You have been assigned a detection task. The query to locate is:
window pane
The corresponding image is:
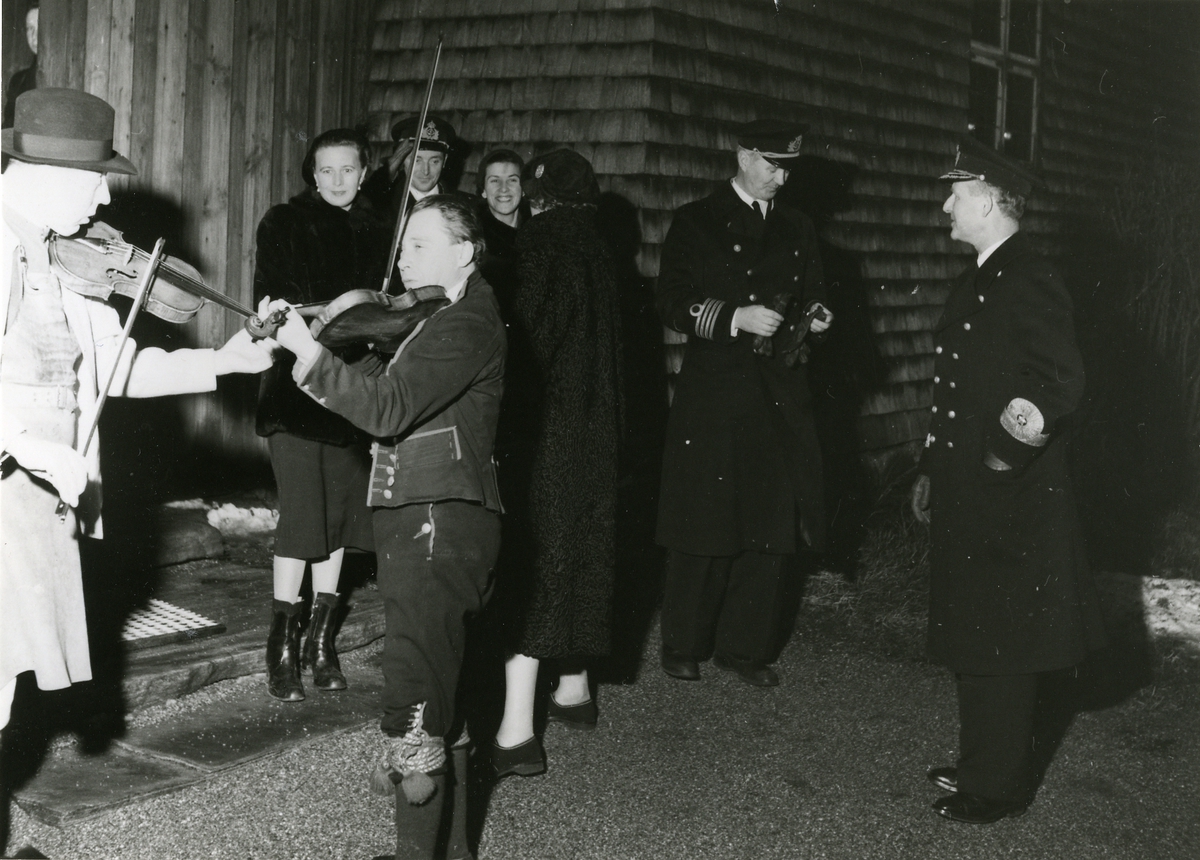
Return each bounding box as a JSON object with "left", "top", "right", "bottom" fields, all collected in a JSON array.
[
  {"left": 969, "top": 61, "right": 1001, "bottom": 146},
  {"left": 1009, "top": 0, "right": 1040, "bottom": 57},
  {"left": 1005, "top": 72, "right": 1035, "bottom": 160},
  {"left": 972, "top": 0, "right": 1002, "bottom": 46}
]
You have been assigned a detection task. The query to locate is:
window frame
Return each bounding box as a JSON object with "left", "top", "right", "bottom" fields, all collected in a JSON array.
[{"left": 968, "top": 0, "right": 1043, "bottom": 163}]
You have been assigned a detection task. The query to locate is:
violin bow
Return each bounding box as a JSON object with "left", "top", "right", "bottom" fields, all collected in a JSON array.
[
  {"left": 56, "top": 238, "right": 167, "bottom": 519},
  {"left": 381, "top": 35, "right": 444, "bottom": 296}
]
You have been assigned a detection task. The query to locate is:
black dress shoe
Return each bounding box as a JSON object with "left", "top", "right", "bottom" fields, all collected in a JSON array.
[
  {"left": 547, "top": 695, "right": 598, "bottom": 730},
  {"left": 661, "top": 648, "right": 701, "bottom": 681},
  {"left": 492, "top": 736, "right": 546, "bottom": 779},
  {"left": 927, "top": 766, "right": 957, "bottom": 793},
  {"left": 713, "top": 654, "right": 779, "bottom": 687},
  {"left": 932, "top": 792, "right": 1026, "bottom": 824}
]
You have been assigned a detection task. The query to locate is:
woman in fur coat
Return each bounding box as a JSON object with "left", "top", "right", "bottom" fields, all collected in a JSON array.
[
  {"left": 491, "top": 149, "right": 623, "bottom": 778},
  {"left": 253, "top": 128, "right": 390, "bottom": 701}
]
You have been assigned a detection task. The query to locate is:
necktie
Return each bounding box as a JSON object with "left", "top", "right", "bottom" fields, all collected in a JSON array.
[{"left": 752, "top": 201, "right": 764, "bottom": 219}]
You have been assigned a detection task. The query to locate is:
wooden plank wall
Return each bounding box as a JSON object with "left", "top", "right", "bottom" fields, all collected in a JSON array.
[
  {"left": 33, "top": 0, "right": 378, "bottom": 465},
  {"left": 2, "top": 0, "right": 37, "bottom": 103},
  {"left": 366, "top": 0, "right": 1199, "bottom": 479}
]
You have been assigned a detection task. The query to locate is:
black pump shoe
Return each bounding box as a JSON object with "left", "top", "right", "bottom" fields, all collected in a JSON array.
[
  {"left": 547, "top": 695, "right": 597, "bottom": 730},
  {"left": 266, "top": 599, "right": 305, "bottom": 702},
  {"left": 491, "top": 737, "right": 546, "bottom": 779},
  {"left": 302, "top": 592, "right": 347, "bottom": 691}
]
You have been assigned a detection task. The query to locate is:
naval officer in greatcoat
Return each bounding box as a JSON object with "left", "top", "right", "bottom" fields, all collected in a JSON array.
[
  {"left": 912, "top": 137, "right": 1106, "bottom": 824},
  {"left": 655, "top": 119, "right": 832, "bottom": 688}
]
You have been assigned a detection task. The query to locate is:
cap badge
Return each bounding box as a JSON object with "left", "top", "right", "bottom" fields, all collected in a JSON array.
[
  {"left": 423, "top": 120, "right": 439, "bottom": 141},
  {"left": 535, "top": 163, "right": 545, "bottom": 178},
  {"left": 787, "top": 135, "right": 803, "bottom": 153}
]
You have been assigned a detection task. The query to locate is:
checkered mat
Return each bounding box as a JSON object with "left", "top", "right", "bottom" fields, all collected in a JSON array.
[{"left": 121, "top": 599, "right": 226, "bottom": 651}]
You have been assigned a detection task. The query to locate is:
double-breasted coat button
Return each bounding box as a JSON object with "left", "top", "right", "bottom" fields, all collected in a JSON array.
[
  {"left": 932, "top": 406, "right": 938, "bottom": 413},
  {"left": 794, "top": 250, "right": 800, "bottom": 256},
  {"left": 979, "top": 295, "right": 985, "bottom": 302},
  {"left": 746, "top": 269, "right": 753, "bottom": 276},
  {"left": 963, "top": 323, "right": 971, "bottom": 331},
  {"left": 949, "top": 382, "right": 956, "bottom": 388},
  {"left": 929, "top": 434, "right": 936, "bottom": 443},
  {"left": 748, "top": 293, "right": 757, "bottom": 301},
  {"left": 934, "top": 376, "right": 940, "bottom": 383},
  {"left": 936, "top": 346, "right": 943, "bottom": 354},
  {"left": 952, "top": 353, "right": 959, "bottom": 359},
  {"left": 733, "top": 244, "right": 742, "bottom": 252},
  {"left": 948, "top": 410, "right": 956, "bottom": 418},
  {"left": 947, "top": 442, "right": 954, "bottom": 448}
]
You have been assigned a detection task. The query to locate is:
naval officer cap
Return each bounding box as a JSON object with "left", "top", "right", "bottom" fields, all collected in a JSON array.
[
  {"left": 736, "top": 119, "right": 807, "bottom": 167},
  {"left": 940, "top": 135, "right": 1044, "bottom": 197},
  {"left": 390, "top": 114, "right": 456, "bottom": 153}
]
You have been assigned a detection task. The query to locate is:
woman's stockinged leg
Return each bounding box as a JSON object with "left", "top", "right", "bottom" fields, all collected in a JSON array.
[
  {"left": 554, "top": 666, "right": 590, "bottom": 707},
  {"left": 272, "top": 556, "right": 307, "bottom": 603},
  {"left": 310, "top": 547, "right": 345, "bottom": 595},
  {"left": 496, "top": 652, "right": 540, "bottom": 747}
]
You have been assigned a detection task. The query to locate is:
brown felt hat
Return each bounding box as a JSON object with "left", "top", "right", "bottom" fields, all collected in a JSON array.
[{"left": 2, "top": 88, "right": 136, "bottom": 175}]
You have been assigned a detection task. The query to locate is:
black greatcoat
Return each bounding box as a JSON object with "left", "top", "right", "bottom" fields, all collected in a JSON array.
[
  {"left": 253, "top": 189, "right": 390, "bottom": 445},
  {"left": 655, "top": 182, "right": 827, "bottom": 557},
  {"left": 921, "top": 233, "right": 1105, "bottom": 675}
]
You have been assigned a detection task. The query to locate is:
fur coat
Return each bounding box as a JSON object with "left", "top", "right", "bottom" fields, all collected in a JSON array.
[{"left": 497, "top": 205, "right": 623, "bottom": 658}]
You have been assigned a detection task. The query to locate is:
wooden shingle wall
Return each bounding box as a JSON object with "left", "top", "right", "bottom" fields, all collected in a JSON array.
[
  {"left": 33, "top": 0, "right": 377, "bottom": 463},
  {"left": 367, "top": 0, "right": 1199, "bottom": 477}
]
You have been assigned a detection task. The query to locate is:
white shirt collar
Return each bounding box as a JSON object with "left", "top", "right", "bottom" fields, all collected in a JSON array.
[
  {"left": 730, "top": 179, "right": 769, "bottom": 218},
  {"left": 411, "top": 185, "right": 437, "bottom": 202},
  {"left": 443, "top": 275, "right": 469, "bottom": 304},
  {"left": 977, "top": 233, "right": 1016, "bottom": 268}
]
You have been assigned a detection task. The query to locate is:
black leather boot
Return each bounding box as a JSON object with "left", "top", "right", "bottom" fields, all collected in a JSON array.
[
  {"left": 302, "top": 591, "right": 347, "bottom": 691},
  {"left": 266, "top": 599, "right": 305, "bottom": 701}
]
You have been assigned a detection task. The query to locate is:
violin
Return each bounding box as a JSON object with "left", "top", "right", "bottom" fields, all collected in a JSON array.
[
  {"left": 48, "top": 231, "right": 258, "bottom": 323},
  {"left": 304, "top": 286, "right": 450, "bottom": 354}
]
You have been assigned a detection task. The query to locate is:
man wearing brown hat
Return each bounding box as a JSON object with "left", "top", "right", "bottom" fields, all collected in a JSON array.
[
  {"left": 655, "top": 119, "right": 832, "bottom": 688},
  {"left": 1, "top": 88, "right": 274, "bottom": 730},
  {"left": 362, "top": 114, "right": 457, "bottom": 222},
  {"left": 911, "top": 137, "right": 1104, "bottom": 823}
]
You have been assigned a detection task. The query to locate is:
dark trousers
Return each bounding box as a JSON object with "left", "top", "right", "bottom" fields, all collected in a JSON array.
[
  {"left": 956, "top": 672, "right": 1039, "bottom": 803},
  {"left": 374, "top": 501, "right": 500, "bottom": 738},
  {"left": 660, "top": 549, "right": 788, "bottom": 663}
]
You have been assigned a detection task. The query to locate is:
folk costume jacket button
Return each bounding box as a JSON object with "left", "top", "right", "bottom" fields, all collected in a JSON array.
[
  {"left": 932, "top": 406, "right": 938, "bottom": 413},
  {"left": 387, "top": 476, "right": 395, "bottom": 486},
  {"left": 934, "top": 376, "right": 940, "bottom": 383},
  {"left": 947, "top": 442, "right": 954, "bottom": 448},
  {"left": 387, "top": 466, "right": 395, "bottom": 475},
  {"left": 952, "top": 353, "right": 959, "bottom": 359},
  {"left": 948, "top": 410, "right": 956, "bottom": 418},
  {"left": 733, "top": 244, "right": 742, "bottom": 252},
  {"left": 793, "top": 275, "right": 800, "bottom": 282},
  {"left": 963, "top": 323, "right": 971, "bottom": 331},
  {"left": 936, "top": 346, "right": 943, "bottom": 354},
  {"left": 794, "top": 250, "right": 800, "bottom": 257},
  {"left": 383, "top": 489, "right": 393, "bottom": 499},
  {"left": 950, "top": 382, "right": 956, "bottom": 388},
  {"left": 746, "top": 269, "right": 753, "bottom": 276},
  {"left": 749, "top": 293, "right": 757, "bottom": 301}
]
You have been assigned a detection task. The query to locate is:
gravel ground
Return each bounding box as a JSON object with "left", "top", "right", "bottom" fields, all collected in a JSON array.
[{"left": 7, "top": 619, "right": 1199, "bottom": 860}]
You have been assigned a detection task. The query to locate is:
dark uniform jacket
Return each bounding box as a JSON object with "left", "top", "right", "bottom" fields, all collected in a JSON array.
[
  {"left": 655, "top": 181, "right": 827, "bottom": 557},
  {"left": 292, "top": 272, "right": 506, "bottom": 512},
  {"left": 920, "top": 232, "right": 1105, "bottom": 675},
  {"left": 253, "top": 190, "right": 390, "bottom": 445}
]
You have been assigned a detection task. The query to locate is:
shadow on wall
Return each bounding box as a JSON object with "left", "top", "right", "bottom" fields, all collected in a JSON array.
[
  {"left": 595, "top": 191, "right": 669, "bottom": 683},
  {"left": 779, "top": 155, "right": 888, "bottom": 580},
  {"left": 1058, "top": 213, "right": 1194, "bottom": 576}
]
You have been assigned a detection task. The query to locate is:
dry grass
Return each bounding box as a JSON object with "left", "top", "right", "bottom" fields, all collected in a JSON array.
[{"left": 805, "top": 475, "right": 931, "bottom": 660}]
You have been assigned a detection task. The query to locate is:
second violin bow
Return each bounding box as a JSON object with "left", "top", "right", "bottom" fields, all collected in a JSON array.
[{"left": 381, "top": 35, "right": 444, "bottom": 296}]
